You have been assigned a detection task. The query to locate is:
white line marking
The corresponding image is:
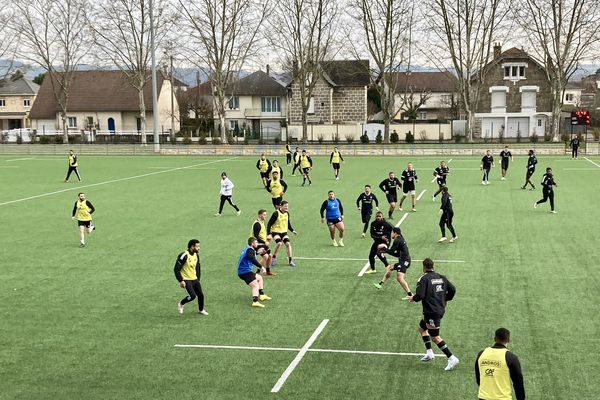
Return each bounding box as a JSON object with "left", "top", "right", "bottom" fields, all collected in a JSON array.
[
  {"left": 147, "top": 166, "right": 173, "bottom": 169},
  {"left": 0, "top": 166, "right": 19, "bottom": 168},
  {"left": 448, "top": 158, "right": 453, "bottom": 163},
  {"left": 563, "top": 168, "right": 600, "bottom": 171},
  {"left": 0, "top": 157, "right": 237, "bottom": 207},
  {"left": 5, "top": 157, "right": 34, "bottom": 162},
  {"left": 174, "top": 344, "right": 444, "bottom": 358},
  {"left": 416, "top": 189, "right": 427, "bottom": 201},
  {"left": 174, "top": 344, "right": 300, "bottom": 352},
  {"left": 271, "top": 319, "right": 329, "bottom": 393},
  {"left": 584, "top": 157, "right": 600, "bottom": 169},
  {"left": 358, "top": 213, "right": 409, "bottom": 277}
]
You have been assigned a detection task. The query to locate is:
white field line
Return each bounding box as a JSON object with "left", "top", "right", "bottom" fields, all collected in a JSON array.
[
  {"left": 0, "top": 157, "right": 237, "bottom": 207},
  {"left": 563, "top": 168, "right": 600, "bottom": 171},
  {"left": 271, "top": 319, "right": 329, "bottom": 393},
  {"left": 297, "top": 256, "right": 465, "bottom": 264},
  {"left": 358, "top": 213, "right": 409, "bottom": 277},
  {"left": 584, "top": 157, "right": 600, "bottom": 169},
  {"left": 430, "top": 159, "right": 452, "bottom": 183},
  {"left": 5, "top": 157, "right": 34, "bottom": 162},
  {"left": 0, "top": 166, "right": 19, "bottom": 168},
  {"left": 174, "top": 343, "right": 445, "bottom": 358},
  {"left": 416, "top": 189, "right": 427, "bottom": 201}
]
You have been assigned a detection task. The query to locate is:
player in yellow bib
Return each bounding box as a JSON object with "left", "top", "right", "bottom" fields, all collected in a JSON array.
[
  {"left": 65, "top": 150, "right": 81, "bottom": 182},
  {"left": 265, "top": 170, "right": 288, "bottom": 208},
  {"left": 250, "top": 209, "right": 275, "bottom": 275},
  {"left": 476, "top": 328, "right": 525, "bottom": 400},
  {"left": 174, "top": 239, "right": 208, "bottom": 315},
  {"left": 329, "top": 147, "right": 344, "bottom": 180},
  {"left": 256, "top": 153, "right": 271, "bottom": 188},
  {"left": 267, "top": 201, "right": 298, "bottom": 267},
  {"left": 299, "top": 150, "right": 313, "bottom": 186},
  {"left": 285, "top": 143, "right": 292, "bottom": 165},
  {"left": 71, "top": 192, "right": 95, "bottom": 247}
]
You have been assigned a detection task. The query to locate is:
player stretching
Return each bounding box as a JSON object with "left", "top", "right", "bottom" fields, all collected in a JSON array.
[
  {"left": 399, "top": 163, "right": 418, "bottom": 211},
  {"left": 71, "top": 192, "right": 95, "bottom": 247},
  {"left": 329, "top": 146, "right": 344, "bottom": 180},
  {"left": 356, "top": 185, "right": 379, "bottom": 237},
  {"left": 267, "top": 201, "right": 298, "bottom": 267},
  {"left": 480, "top": 150, "right": 494, "bottom": 185},
  {"left": 432, "top": 161, "right": 450, "bottom": 201},
  {"left": 374, "top": 227, "right": 413, "bottom": 300},
  {"left": 237, "top": 237, "right": 272, "bottom": 308},
  {"left": 320, "top": 191, "right": 345, "bottom": 247},
  {"left": 408, "top": 258, "right": 459, "bottom": 371},
  {"left": 379, "top": 172, "right": 402, "bottom": 219}
]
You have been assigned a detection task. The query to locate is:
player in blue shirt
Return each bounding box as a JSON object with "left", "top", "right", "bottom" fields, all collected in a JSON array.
[
  {"left": 320, "top": 190, "right": 345, "bottom": 247},
  {"left": 237, "top": 237, "right": 272, "bottom": 308}
]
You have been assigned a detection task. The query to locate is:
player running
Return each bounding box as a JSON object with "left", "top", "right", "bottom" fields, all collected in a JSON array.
[
  {"left": 379, "top": 172, "right": 402, "bottom": 219},
  {"left": 374, "top": 227, "right": 414, "bottom": 300},
  {"left": 320, "top": 191, "right": 345, "bottom": 247},
  {"left": 267, "top": 201, "right": 298, "bottom": 267},
  {"left": 71, "top": 192, "right": 96, "bottom": 247},
  {"left": 356, "top": 185, "right": 379, "bottom": 237},
  {"left": 299, "top": 150, "right": 313, "bottom": 186},
  {"left": 256, "top": 153, "right": 271, "bottom": 188},
  {"left": 65, "top": 150, "right": 81, "bottom": 182},
  {"left": 329, "top": 146, "right": 344, "bottom": 180},
  {"left": 480, "top": 150, "right": 494, "bottom": 185},
  {"left": 499, "top": 146, "right": 512, "bottom": 180},
  {"left": 399, "top": 163, "right": 418, "bottom": 212},
  {"left": 432, "top": 160, "right": 450, "bottom": 201},
  {"left": 174, "top": 239, "right": 208, "bottom": 315},
  {"left": 522, "top": 150, "right": 538, "bottom": 190},
  {"left": 265, "top": 170, "right": 288, "bottom": 208},
  {"left": 365, "top": 211, "right": 393, "bottom": 274},
  {"left": 534, "top": 167, "right": 557, "bottom": 213}
]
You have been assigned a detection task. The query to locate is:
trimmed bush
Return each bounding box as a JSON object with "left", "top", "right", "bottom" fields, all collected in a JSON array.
[{"left": 390, "top": 131, "right": 399, "bottom": 143}]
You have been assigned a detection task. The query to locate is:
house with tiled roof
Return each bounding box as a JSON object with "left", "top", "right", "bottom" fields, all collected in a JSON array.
[
  {"left": 388, "top": 71, "right": 459, "bottom": 121},
  {"left": 28, "top": 70, "right": 180, "bottom": 134},
  {"left": 474, "top": 45, "right": 553, "bottom": 139},
  {"left": 220, "top": 68, "right": 287, "bottom": 138},
  {"left": 0, "top": 73, "right": 39, "bottom": 131},
  {"left": 288, "top": 59, "right": 370, "bottom": 126}
]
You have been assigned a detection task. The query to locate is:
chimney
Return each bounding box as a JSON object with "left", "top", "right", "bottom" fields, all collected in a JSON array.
[
  {"left": 266, "top": 64, "right": 270, "bottom": 76},
  {"left": 493, "top": 43, "right": 502, "bottom": 59}
]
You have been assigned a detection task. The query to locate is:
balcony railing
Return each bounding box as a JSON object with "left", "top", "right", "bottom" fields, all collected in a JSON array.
[{"left": 244, "top": 108, "right": 285, "bottom": 118}]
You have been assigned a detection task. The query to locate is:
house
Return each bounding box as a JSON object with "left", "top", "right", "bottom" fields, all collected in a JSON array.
[
  {"left": 220, "top": 68, "right": 287, "bottom": 138},
  {"left": 288, "top": 60, "right": 370, "bottom": 126},
  {"left": 0, "top": 73, "right": 39, "bottom": 131},
  {"left": 388, "top": 71, "right": 459, "bottom": 121},
  {"left": 28, "top": 70, "right": 180, "bottom": 135},
  {"left": 474, "top": 45, "right": 553, "bottom": 139},
  {"left": 563, "top": 81, "right": 583, "bottom": 107},
  {"left": 186, "top": 81, "right": 212, "bottom": 119}
]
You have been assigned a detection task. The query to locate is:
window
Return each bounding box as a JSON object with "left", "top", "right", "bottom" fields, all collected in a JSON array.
[
  {"left": 23, "top": 99, "right": 31, "bottom": 107},
  {"left": 228, "top": 96, "right": 239, "bottom": 110},
  {"left": 229, "top": 120, "right": 239, "bottom": 131},
  {"left": 307, "top": 97, "right": 315, "bottom": 114},
  {"left": 261, "top": 97, "right": 281, "bottom": 112},
  {"left": 537, "top": 119, "right": 542, "bottom": 127},
  {"left": 418, "top": 111, "right": 428, "bottom": 120},
  {"left": 86, "top": 116, "right": 94, "bottom": 127},
  {"left": 503, "top": 63, "right": 526, "bottom": 79},
  {"left": 565, "top": 93, "right": 574, "bottom": 102},
  {"left": 68, "top": 117, "right": 77, "bottom": 128},
  {"left": 0, "top": 99, "right": 5, "bottom": 107},
  {"left": 490, "top": 88, "right": 508, "bottom": 110}
]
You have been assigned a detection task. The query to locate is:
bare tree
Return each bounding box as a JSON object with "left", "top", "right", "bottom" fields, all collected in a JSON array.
[
  {"left": 350, "top": 0, "right": 414, "bottom": 143},
  {"left": 10, "top": 0, "right": 91, "bottom": 142},
  {"left": 393, "top": 76, "right": 432, "bottom": 121},
  {"left": 267, "top": 0, "right": 340, "bottom": 143},
  {"left": 422, "top": 0, "right": 508, "bottom": 142},
  {"left": 179, "top": 0, "right": 269, "bottom": 142},
  {"left": 515, "top": 0, "right": 600, "bottom": 141},
  {"left": 89, "top": 0, "right": 174, "bottom": 144},
  {"left": 0, "top": 7, "right": 20, "bottom": 81}
]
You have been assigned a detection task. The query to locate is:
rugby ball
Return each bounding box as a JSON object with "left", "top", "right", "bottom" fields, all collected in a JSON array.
[{"left": 377, "top": 244, "right": 388, "bottom": 252}]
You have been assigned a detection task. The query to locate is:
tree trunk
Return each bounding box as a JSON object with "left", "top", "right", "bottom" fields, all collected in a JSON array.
[
  {"left": 219, "top": 114, "right": 227, "bottom": 143},
  {"left": 301, "top": 112, "right": 308, "bottom": 143},
  {"left": 139, "top": 89, "right": 147, "bottom": 145},
  {"left": 465, "top": 107, "right": 475, "bottom": 143},
  {"left": 551, "top": 80, "right": 563, "bottom": 142},
  {"left": 61, "top": 111, "right": 68, "bottom": 143}
]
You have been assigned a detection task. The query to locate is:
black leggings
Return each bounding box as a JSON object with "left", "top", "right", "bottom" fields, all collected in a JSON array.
[
  {"left": 65, "top": 166, "right": 81, "bottom": 181},
  {"left": 292, "top": 163, "right": 300, "bottom": 175},
  {"left": 536, "top": 189, "right": 555, "bottom": 211},
  {"left": 218, "top": 195, "right": 240, "bottom": 213},
  {"left": 368, "top": 239, "right": 388, "bottom": 269},
  {"left": 572, "top": 147, "right": 578, "bottom": 158},
  {"left": 180, "top": 279, "right": 204, "bottom": 311},
  {"left": 286, "top": 154, "right": 292, "bottom": 165},
  {"left": 439, "top": 211, "right": 456, "bottom": 238},
  {"left": 361, "top": 210, "right": 372, "bottom": 233}
]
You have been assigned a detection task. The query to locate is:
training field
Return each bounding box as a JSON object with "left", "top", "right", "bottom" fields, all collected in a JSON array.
[{"left": 1, "top": 152, "right": 600, "bottom": 399}]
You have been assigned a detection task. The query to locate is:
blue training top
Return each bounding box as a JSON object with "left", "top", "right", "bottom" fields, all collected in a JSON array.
[
  {"left": 237, "top": 246, "right": 257, "bottom": 275},
  {"left": 325, "top": 198, "right": 342, "bottom": 219}
]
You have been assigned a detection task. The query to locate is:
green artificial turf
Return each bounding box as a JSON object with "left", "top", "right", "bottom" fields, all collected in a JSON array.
[{"left": 1, "top": 153, "right": 599, "bottom": 399}]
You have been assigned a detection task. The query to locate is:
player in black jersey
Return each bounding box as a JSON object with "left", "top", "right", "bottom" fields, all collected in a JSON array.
[
  {"left": 379, "top": 172, "right": 402, "bottom": 219},
  {"left": 522, "top": 149, "right": 537, "bottom": 190},
  {"left": 374, "top": 227, "right": 413, "bottom": 299},
  {"left": 365, "top": 211, "right": 393, "bottom": 274},
  {"left": 499, "top": 146, "right": 512, "bottom": 180},
  {"left": 399, "top": 163, "right": 418, "bottom": 212},
  {"left": 570, "top": 137, "right": 580, "bottom": 159},
  {"left": 534, "top": 167, "right": 557, "bottom": 213},
  {"left": 432, "top": 161, "right": 450, "bottom": 201},
  {"left": 438, "top": 187, "right": 457, "bottom": 243},
  {"left": 356, "top": 185, "right": 379, "bottom": 237},
  {"left": 480, "top": 150, "right": 494, "bottom": 185}
]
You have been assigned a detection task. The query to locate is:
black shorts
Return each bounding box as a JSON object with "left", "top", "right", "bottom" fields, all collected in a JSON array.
[
  {"left": 256, "top": 244, "right": 270, "bottom": 255},
  {"left": 420, "top": 314, "right": 443, "bottom": 330},
  {"left": 272, "top": 197, "right": 283, "bottom": 207},
  {"left": 361, "top": 209, "right": 373, "bottom": 223},
  {"left": 332, "top": 163, "right": 340, "bottom": 169},
  {"left": 393, "top": 259, "right": 411, "bottom": 273},
  {"left": 326, "top": 217, "right": 342, "bottom": 226},
  {"left": 526, "top": 169, "right": 535, "bottom": 179},
  {"left": 302, "top": 167, "right": 310, "bottom": 175},
  {"left": 271, "top": 232, "right": 289, "bottom": 242},
  {"left": 436, "top": 180, "right": 446, "bottom": 187},
  {"left": 501, "top": 162, "right": 509, "bottom": 170},
  {"left": 78, "top": 220, "right": 92, "bottom": 227},
  {"left": 238, "top": 272, "right": 257, "bottom": 285},
  {"left": 403, "top": 186, "right": 415, "bottom": 194},
  {"left": 260, "top": 172, "right": 269, "bottom": 179},
  {"left": 386, "top": 193, "right": 397, "bottom": 203}
]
